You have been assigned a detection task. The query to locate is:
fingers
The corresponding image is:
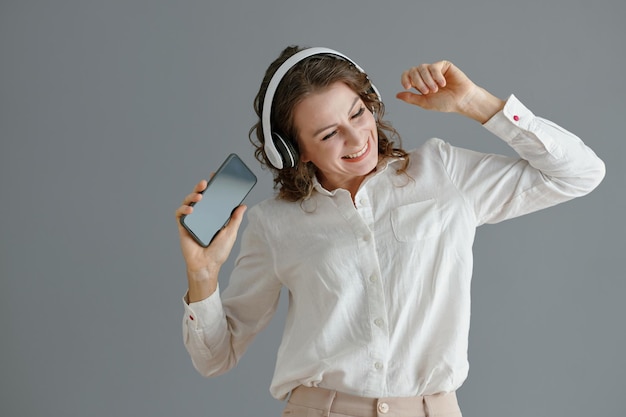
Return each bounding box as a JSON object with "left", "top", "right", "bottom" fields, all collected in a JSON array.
[
  {"left": 401, "top": 61, "right": 451, "bottom": 94},
  {"left": 175, "top": 179, "right": 208, "bottom": 220},
  {"left": 395, "top": 91, "right": 427, "bottom": 107},
  {"left": 217, "top": 205, "right": 247, "bottom": 236},
  {"left": 397, "top": 60, "right": 479, "bottom": 114},
  {"left": 225, "top": 205, "right": 247, "bottom": 233},
  {"left": 175, "top": 178, "right": 246, "bottom": 240}
]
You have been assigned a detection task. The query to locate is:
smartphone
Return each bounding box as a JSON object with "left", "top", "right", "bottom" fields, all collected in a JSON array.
[{"left": 180, "top": 153, "right": 257, "bottom": 247}]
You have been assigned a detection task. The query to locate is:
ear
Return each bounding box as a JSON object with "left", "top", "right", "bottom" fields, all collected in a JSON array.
[
  {"left": 300, "top": 148, "right": 311, "bottom": 163},
  {"left": 296, "top": 137, "right": 310, "bottom": 163}
]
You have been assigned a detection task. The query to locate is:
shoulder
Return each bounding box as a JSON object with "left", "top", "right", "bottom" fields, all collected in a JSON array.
[
  {"left": 405, "top": 138, "right": 480, "bottom": 169},
  {"left": 403, "top": 138, "right": 448, "bottom": 159},
  {"left": 246, "top": 195, "right": 302, "bottom": 231},
  {"left": 248, "top": 195, "right": 292, "bottom": 217},
  {"left": 399, "top": 138, "right": 449, "bottom": 171}
]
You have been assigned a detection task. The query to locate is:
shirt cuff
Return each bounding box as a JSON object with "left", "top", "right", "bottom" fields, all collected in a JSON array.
[
  {"left": 182, "top": 285, "right": 226, "bottom": 331},
  {"left": 482, "top": 94, "right": 536, "bottom": 143}
]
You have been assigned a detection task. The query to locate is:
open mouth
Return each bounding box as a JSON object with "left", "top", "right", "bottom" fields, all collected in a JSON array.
[{"left": 342, "top": 142, "right": 369, "bottom": 159}]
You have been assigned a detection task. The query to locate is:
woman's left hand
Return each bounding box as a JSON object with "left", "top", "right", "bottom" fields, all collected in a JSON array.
[{"left": 396, "top": 60, "right": 505, "bottom": 123}]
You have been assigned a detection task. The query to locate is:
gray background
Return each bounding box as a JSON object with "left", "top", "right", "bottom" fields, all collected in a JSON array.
[{"left": 1, "top": 1, "right": 624, "bottom": 416}]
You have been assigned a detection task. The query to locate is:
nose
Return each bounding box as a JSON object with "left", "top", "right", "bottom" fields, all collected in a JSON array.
[{"left": 343, "top": 125, "right": 362, "bottom": 146}]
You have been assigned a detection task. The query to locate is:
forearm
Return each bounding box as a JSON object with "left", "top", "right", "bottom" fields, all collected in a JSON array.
[
  {"left": 485, "top": 94, "right": 605, "bottom": 192},
  {"left": 440, "top": 94, "right": 605, "bottom": 225}
]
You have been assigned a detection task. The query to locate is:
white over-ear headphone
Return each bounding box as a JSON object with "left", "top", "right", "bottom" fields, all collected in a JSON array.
[{"left": 262, "top": 47, "right": 382, "bottom": 169}]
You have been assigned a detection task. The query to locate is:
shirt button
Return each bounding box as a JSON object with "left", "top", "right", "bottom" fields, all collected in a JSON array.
[
  {"left": 378, "top": 402, "right": 390, "bottom": 414},
  {"left": 513, "top": 115, "right": 520, "bottom": 121},
  {"left": 374, "top": 318, "right": 384, "bottom": 327},
  {"left": 369, "top": 275, "right": 378, "bottom": 283},
  {"left": 374, "top": 362, "right": 383, "bottom": 370},
  {"left": 363, "top": 234, "right": 371, "bottom": 242}
]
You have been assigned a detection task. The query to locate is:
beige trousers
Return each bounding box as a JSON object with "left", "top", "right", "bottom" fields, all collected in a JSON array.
[{"left": 282, "top": 386, "right": 462, "bottom": 417}]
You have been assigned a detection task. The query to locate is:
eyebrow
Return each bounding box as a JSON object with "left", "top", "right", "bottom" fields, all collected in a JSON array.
[{"left": 312, "top": 96, "right": 361, "bottom": 138}]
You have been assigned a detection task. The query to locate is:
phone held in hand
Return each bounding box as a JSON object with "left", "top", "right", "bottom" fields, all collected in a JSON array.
[{"left": 180, "top": 153, "right": 257, "bottom": 247}]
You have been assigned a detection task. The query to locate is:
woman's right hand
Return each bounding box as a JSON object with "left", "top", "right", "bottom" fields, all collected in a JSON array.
[{"left": 175, "top": 179, "right": 247, "bottom": 302}]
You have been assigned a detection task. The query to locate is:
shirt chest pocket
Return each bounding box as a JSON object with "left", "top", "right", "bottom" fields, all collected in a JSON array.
[{"left": 390, "top": 198, "right": 443, "bottom": 242}]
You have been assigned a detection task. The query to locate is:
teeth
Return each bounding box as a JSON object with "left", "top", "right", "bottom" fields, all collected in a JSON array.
[{"left": 343, "top": 142, "right": 368, "bottom": 159}]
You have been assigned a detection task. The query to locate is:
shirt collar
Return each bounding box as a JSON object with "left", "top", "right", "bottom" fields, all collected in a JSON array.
[{"left": 310, "top": 155, "right": 404, "bottom": 197}]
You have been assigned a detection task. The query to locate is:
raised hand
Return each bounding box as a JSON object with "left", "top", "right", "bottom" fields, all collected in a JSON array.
[{"left": 396, "top": 60, "right": 504, "bottom": 123}]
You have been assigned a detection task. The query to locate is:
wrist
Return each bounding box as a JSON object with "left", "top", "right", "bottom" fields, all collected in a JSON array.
[
  {"left": 186, "top": 265, "right": 219, "bottom": 303},
  {"left": 458, "top": 87, "right": 505, "bottom": 124}
]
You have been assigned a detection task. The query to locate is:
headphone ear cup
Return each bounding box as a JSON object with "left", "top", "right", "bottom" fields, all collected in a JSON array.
[{"left": 271, "top": 132, "right": 299, "bottom": 168}]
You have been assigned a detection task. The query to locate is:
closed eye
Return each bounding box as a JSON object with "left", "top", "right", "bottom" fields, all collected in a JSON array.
[
  {"left": 351, "top": 107, "right": 365, "bottom": 119},
  {"left": 322, "top": 130, "right": 337, "bottom": 141},
  {"left": 321, "top": 107, "right": 365, "bottom": 140}
]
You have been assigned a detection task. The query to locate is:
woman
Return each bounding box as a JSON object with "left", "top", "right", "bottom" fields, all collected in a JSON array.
[{"left": 175, "top": 45, "right": 605, "bottom": 417}]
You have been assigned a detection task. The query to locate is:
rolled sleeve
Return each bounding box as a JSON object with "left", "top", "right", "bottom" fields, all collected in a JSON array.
[{"left": 182, "top": 285, "right": 229, "bottom": 362}]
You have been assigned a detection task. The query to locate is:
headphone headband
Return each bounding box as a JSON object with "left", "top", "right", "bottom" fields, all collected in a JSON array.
[{"left": 262, "top": 47, "right": 381, "bottom": 169}]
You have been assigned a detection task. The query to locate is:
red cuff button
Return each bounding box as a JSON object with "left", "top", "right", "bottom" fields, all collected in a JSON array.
[
  {"left": 189, "top": 315, "right": 194, "bottom": 321},
  {"left": 513, "top": 115, "right": 520, "bottom": 121}
]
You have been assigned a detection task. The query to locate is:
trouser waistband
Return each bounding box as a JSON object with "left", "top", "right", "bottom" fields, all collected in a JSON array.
[{"left": 286, "top": 385, "right": 461, "bottom": 417}]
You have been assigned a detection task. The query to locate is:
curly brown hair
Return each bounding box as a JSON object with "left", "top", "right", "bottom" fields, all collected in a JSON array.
[{"left": 249, "top": 45, "right": 409, "bottom": 201}]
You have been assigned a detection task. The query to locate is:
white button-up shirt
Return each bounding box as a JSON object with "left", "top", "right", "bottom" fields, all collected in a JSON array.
[{"left": 182, "top": 95, "right": 605, "bottom": 400}]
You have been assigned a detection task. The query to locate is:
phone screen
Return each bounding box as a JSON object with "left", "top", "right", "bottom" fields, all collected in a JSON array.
[{"left": 180, "top": 154, "right": 257, "bottom": 247}]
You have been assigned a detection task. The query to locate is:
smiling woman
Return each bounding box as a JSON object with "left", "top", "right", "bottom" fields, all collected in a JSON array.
[
  {"left": 174, "top": 45, "right": 605, "bottom": 417},
  {"left": 294, "top": 82, "right": 379, "bottom": 196},
  {"left": 248, "top": 45, "right": 409, "bottom": 201}
]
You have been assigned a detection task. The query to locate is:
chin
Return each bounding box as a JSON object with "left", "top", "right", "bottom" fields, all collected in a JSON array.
[{"left": 361, "top": 155, "right": 379, "bottom": 175}]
